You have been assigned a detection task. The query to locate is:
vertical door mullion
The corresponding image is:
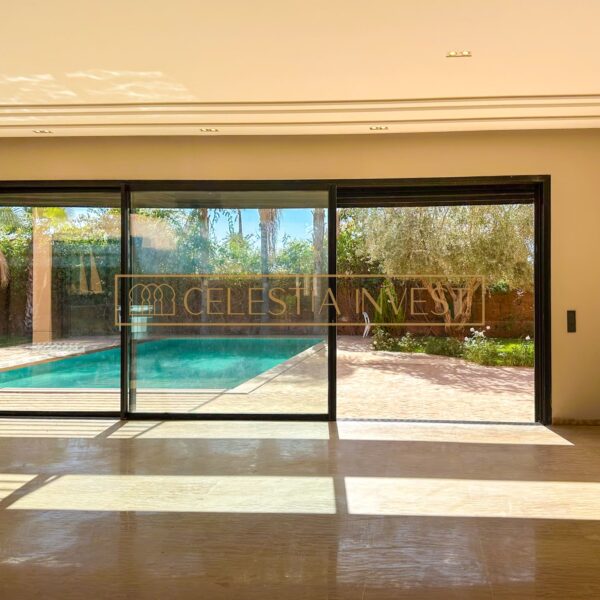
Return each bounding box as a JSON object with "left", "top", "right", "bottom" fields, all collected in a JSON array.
[
  {"left": 120, "top": 184, "right": 131, "bottom": 419},
  {"left": 535, "top": 180, "right": 552, "bottom": 425},
  {"left": 327, "top": 185, "right": 337, "bottom": 421}
]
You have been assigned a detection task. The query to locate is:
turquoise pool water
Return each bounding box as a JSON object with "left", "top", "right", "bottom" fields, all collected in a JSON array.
[{"left": 0, "top": 338, "right": 323, "bottom": 389}]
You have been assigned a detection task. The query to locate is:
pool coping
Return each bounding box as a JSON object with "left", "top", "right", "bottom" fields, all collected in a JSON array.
[
  {"left": 0, "top": 341, "right": 326, "bottom": 395},
  {"left": 0, "top": 339, "right": 120, "bottom": 373},
  {"left": 225, "top": 341, "right": 326, "bottom": 395}
]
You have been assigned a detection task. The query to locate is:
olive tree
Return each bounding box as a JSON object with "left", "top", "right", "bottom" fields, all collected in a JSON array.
[{"left": 361, "top": 204, "right": 534, "bottom": 329}]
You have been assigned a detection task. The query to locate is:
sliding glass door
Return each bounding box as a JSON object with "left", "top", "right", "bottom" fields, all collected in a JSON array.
[
  {"left": 335, "top": 201, "right": 536, "bottom": 422},
  {"left": 0, "top": 191, "right": 121, "bottom": 413},
  {"left": 126, "top": 189, "right": 329, "bottom": 416},
  {"left": 0, "top": 178, "right": 549, "bottom": 422}
]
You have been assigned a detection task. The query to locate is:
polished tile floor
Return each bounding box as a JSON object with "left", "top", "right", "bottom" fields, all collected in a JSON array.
[{"left": 0, "top": 420, "right": 599, "bottom": 599}]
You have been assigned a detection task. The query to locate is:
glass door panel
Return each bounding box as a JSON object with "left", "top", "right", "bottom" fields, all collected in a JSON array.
[
  {"left": 0, "top": 192, "right": 121, "bottom": 412},
  {"left": 128, "top": 190, "right": 329, "bottom": 415}
]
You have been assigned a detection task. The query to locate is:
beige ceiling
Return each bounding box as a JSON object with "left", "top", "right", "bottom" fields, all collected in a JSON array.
[{"left": 2, "top": 0, "right": 600, "bottom": 136}]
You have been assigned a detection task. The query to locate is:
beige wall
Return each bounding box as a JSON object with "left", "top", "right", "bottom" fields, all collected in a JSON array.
[
  {"left": 31, "top": 208, "right": 53, "bottom": 343},
  {"left": 1, "top": 129, "right": 599, "bottom": 422}
]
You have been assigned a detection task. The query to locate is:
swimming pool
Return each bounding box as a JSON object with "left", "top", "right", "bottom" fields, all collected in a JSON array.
[{"left": 0, "top": 338, "right": 324, "bottom": 389}]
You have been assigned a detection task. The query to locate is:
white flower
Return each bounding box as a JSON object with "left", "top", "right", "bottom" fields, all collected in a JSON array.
[
  {"left": 525, "top": 335, "right": 531, "bottom": 341},
  {"left": 486, "top": 325, "right": 491, "bottom": 330},
  {"left": 464, "top": 336, "right": 469, "bottom": 341},
  {"left": 470, "top": 327, "right": 475, "bottom": 332}
]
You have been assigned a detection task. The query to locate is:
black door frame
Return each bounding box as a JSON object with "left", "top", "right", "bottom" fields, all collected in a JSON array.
[
  {"left": 336, "top": 176, "right": 551, "bottom": 425},
  {"left": 0, "top": 175, "right": 551, "bottom": 423}
]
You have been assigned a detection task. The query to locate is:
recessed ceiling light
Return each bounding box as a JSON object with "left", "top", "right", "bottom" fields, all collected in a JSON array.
[
  {"left": 33, "top": 129, "right": 53, "bottom": 134},
  {"left": 199, "top": 128, "right": 219, "bottom": 133},
  {"left": 446, "top": 50, "right": 472, "bottom": 58},
  {"left": 369, "top": 125, "right": 389, "bottom": 131}
]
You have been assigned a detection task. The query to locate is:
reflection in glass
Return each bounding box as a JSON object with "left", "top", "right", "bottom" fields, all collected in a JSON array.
[
  {"left": 129, "top": 191, "right": 329, "bottom": 414},
  {"left": 0, "top": 194, "right": 121, "bottom": 411}
]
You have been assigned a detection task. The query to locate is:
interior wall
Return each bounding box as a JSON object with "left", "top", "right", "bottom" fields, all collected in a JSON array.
[{"left": 1, "top": 129, "right": 598, "bottom": 422}]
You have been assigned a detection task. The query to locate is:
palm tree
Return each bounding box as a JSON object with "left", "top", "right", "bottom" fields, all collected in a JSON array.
[
  {"left": 183, "top": 208, "right": 211, "bottom": 323},
  {"left": 312, "top": 208, "right": 326, "bottom": 320},
  {"left": 237, "top": 209, "right": 243, "bottom": 237},
  {"left": 258, "top": 208, "right": 280, "bottom": 319},
  {"left": 258, "top": 209, "right": 279, "bottom": 273},
  {"left": 198, "top": 208, "right": 211, "bottom": 272}
]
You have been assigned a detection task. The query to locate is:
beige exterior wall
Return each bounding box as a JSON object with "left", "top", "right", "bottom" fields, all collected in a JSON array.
[
  {"left": 31, "top": 208, "right": 53, "bottom": 343},
  {"left": 0, "top": 129, "right": 598, "bottom": 421}
]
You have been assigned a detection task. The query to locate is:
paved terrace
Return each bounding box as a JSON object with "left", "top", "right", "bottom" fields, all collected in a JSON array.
[{"left": 0, "top": 336, "right": 534, "bottom": 421}]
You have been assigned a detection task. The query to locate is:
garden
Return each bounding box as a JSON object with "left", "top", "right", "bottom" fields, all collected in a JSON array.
[
  {"left": 337, "top": 203, "right": 535, "bottom": 369},
  {"left": 372, "top": 327, "right": 534, "bottom": 367},
  {"left": 1, "top": 202, "right": 535, "bottom": 362}
]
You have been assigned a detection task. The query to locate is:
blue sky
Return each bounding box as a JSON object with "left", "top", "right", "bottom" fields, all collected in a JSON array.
[
  {"left": 208, "top": 208, "right": 316, "bottom": 244},
  {"left": 67, "top": 206, "right": 318, "bottom": 247}
]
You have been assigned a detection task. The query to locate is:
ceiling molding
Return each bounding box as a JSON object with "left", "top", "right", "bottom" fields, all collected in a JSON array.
[{"left": 1, "top": 94, "right": 600, "bottom": 137}]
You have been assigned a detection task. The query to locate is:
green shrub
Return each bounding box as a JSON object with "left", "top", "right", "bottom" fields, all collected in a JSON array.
[
  {"left": 371, "top": 327, "right": 399, "bottom": 351},
  {"left": 396, "top": 332, "right": 425, "bottom": 353},
  {"left": 423, "top": 336, "right": 463, "bottom": 358},
  {"left": 462, "top": 328, "right": 499, "bottom": 365},
  {"left": 371, "top": 329, "right": 425, "bottom": 353},
  {"left": 500, "top": 340, "right": 535, "bottom": 367},
  {"left": 371, "top": 327, "right": 534, "bottom": 368},
  {"left": 372, "top": 280, "right": 405, "bottom": 332},
  {"left": 463, "top": 339, "right": 501, "bottom": 366}
]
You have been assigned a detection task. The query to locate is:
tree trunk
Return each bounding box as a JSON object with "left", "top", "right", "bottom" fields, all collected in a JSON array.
[
  {"left": 0, "top": 250, "right": 9, "bottom": 337},
  {"left": 0, "top": 249, "right": 9, "bottom": 289},
  {"left": 189, "top": 208, "right": 210, "bottom": 326},
  {"left": 312, "top": 208, "right": 326, "bottom": 320},
  {"left": 24, "top": 253, "right": 33, "bottom": 336},
  {"left": 422, "top": 278, "right": 481, "bottom": 334},
  {"left": 259, "top": 220, "right": 269, "bottom": 322},
  {"left": 258, "top": 209, "right": 279, "bottom": 323}
]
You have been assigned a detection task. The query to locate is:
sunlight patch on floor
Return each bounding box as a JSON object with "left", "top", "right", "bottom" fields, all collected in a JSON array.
[
  {"left": 8, "top": 475, "right": 336, "bottom": 514},
  {"left": 0, "top": 419, "right": 119, "bottom": 438},
  {"left": 107, "top": 420, "right": 330, "bottom": 440},
  {"left": 336, "top": 422, "right": 572, "bottom": 445},
  {"left": 345, "top": 477, "right": 600, "bottom": 520},
  {"left": 0, "top": 474, "right": 38, "bottom": 500}
]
